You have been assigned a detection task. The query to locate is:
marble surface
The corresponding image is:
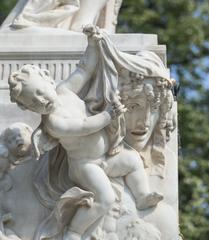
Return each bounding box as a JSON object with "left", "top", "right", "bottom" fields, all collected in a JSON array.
[
  {"left": 0, "top": 30, "right": 161, "bottom": 54},
  {"left": 1, "top": 0, "right": 123, "bottom": 33},
  {"left": 0, "top": 24, "right": 178, "bottom": 240}
]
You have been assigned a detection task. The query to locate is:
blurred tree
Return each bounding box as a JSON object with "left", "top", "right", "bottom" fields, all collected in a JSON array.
[
  {"left": 118, "top": 0, "right": 209, "bottom": 239},
  {"left": 0, "top": 0, "right": 17, "bottom": 23}
]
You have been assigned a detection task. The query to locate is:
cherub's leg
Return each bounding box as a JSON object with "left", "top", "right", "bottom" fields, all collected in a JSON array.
[
  {"left": 66, "top": 162, "right": 115, "bottom": 239},
  {"left": 105, "top": 149, "right": 150, "bottom": 194},
  {"left": 104, "top": 148, "right": 163, "bottom": 210}
]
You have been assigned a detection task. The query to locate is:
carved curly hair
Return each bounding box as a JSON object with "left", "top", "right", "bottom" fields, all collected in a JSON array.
[
  {"left": 3, "top": 122, "right": 33, "bottom": 146},
  {"left": 8, "top": 64, "right": 55, "bottom": 109}
]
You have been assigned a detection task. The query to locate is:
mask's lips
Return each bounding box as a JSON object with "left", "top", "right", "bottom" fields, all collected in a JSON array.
[{"left": 131, "top": 129, "right": 148, "bottom": 136}]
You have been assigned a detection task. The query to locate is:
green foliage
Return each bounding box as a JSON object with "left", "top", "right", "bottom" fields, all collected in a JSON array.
[
  {"left": 118, "top": 0, "right": 209, "bottom": 239},
  {"left": 118, "top": 0, "right": 209, "bottom": 91},
  {"left": 0, "top": 0, "right": 17, "bottom": 23}
]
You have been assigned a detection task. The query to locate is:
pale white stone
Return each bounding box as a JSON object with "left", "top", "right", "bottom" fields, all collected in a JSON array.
[
  {"left": 0, "top": 123, "right": 47, "bottom": 240},
  {"left": 0, "top": 25, "right": 179, "bottom": 240},
  {"left": 1, "top": 0, "right": 123, "bottom": 33}
]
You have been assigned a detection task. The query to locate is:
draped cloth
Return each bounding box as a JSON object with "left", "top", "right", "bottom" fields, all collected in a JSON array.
[
  {"left": 79, "top": 33, "right": 128, "bottom": 155},
  {"left": 33, "top": 145, "right": 72, "bottom": 210},
  {"left": 92, "top": 31, "right": 171, "bottom": 81},
  {"left": 34, "top": 186, "right": 94, "bottom": 240}
]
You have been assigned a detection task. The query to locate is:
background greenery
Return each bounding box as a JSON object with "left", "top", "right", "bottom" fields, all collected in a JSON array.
[{"left": 0, "top": 0, "right": 209, "bottom": 239}]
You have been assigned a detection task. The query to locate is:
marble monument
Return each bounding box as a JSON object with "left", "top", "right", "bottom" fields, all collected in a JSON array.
[
  {"left": 1, "top": 0, "right": 123, "bottom": 33},
  {"left": 0, "top": 2, "right": 179, "bottom": 240}
]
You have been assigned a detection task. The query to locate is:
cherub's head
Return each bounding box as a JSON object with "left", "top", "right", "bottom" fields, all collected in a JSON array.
[
  {"left": 0, "top": 145, "right": 9, "bottom": 179},
  {"left": 9, "top": 65, "right": 57, "bottom": 115},
  {"left": 3, "top": 123, "right": 33, "bottom": 159}
]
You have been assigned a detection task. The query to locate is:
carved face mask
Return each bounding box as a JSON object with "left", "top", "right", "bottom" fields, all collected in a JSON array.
[
  {"left": 124, "top": 90, "right": 160, "bottom": 151},
  {"left": 120, "top": 76, "right": 161, "bottom": 151}
]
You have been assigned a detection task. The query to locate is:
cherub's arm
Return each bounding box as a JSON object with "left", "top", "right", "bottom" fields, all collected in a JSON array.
[
  {"left": 57, "top": 26, "right": 99, "bottom": 94},
  {"left": 48, "top": 111, "right": 112, "bottom": 137}
]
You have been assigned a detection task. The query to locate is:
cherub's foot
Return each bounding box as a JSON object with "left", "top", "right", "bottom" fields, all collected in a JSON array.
[
  {"left": 63, "top": 230, "right": 81, "bottom": 240},
  {"left": 136, "top": 192, "right": 163, "bottom": 210}
]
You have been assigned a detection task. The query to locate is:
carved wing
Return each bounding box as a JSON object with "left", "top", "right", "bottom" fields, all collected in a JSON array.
[{"left": 32, "top": 124, "right": 59, "bottom": 160}]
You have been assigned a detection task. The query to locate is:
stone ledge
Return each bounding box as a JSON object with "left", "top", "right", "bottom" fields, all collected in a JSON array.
[{"left": 0, "top": 29, "right": 159, "bottom": 53}]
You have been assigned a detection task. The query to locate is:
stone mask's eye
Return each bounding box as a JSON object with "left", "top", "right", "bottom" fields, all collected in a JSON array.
[
  {"left": 36, "top": 89, "right": 43, "bottom": 96},
  {"left": 127, "top": 103, "right": 139, "bottom": 111}
]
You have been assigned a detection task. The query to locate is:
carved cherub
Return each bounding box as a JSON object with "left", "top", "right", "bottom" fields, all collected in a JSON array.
[
  {"left": 10, "top": 40, "right": 169, "bottom": 240},
  {"left": 3, "top": 123, "right": 34, "bottom": 165},
  {"left": 9, "top": 63, "right": 163, "bottom": 240}
]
